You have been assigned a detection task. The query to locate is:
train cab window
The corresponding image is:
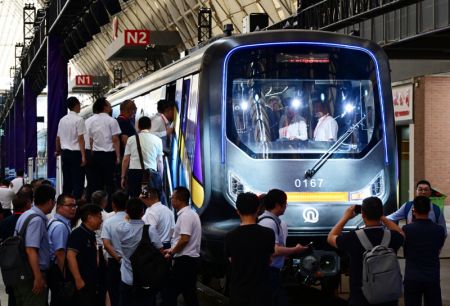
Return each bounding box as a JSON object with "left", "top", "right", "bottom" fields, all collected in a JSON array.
[{"left": 226, "top": 44, "right": 381, "bottom": 159}]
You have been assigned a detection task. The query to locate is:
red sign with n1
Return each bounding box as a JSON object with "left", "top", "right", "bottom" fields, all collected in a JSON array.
[
  {"left": 124, "top": 30, "right": 150, "bottom": 46},
  {"left": 75, "top": 75, "right": 93, "bottom": 86}
]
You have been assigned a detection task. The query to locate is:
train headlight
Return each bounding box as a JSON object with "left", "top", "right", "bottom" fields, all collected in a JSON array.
[
  {"left": 228, "top": 172, "right": 261, "bottom": 201},
  {"left": 350, "top": 170, "right": 385, "bottom": 201},
  {"left": 228, "top": 172, "right": 245, "bottom": 201}
]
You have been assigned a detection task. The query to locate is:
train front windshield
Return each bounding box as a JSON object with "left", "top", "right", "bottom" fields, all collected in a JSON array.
[{"left": 226, "top": 44, "right": 382, "bottom": 159}]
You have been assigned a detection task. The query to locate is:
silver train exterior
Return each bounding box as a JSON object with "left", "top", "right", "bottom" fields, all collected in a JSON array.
[{"left": 81, "top": 30, "right": 397, "bottom": 277}]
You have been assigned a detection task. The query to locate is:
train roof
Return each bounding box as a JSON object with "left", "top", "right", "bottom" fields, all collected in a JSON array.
[{"left": 80, "top": 30, "right": 386, "bottom": 117}]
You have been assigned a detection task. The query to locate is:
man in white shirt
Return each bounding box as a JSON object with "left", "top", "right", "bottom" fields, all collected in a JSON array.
[
  {"left": 313, "top": 101, "right": 338, "bottom": 142},
  {"left": 0, "top": 179, "right": 15, "bottom": 217},
  {"left": 88, "top": 97, "right": 121, "bottom": 199},
  {"left": 10, "top": 169, "right": 25, "bottom": 194},
  {"left": 141, "top": 187, "right": 175, "bottom": 249},
  {"left": 164, "top": 187, "right": 201, "bottom": 306},
  {"left": 83, "top": 111, "right": 99, "bottom": 202},
  {"left": 56, "top": 97, "right": 87, "bottom": 199},
  {"left": 121, "top": 116, "right": 163, "bottom": 198},
  {"left": 150, "top": 99, "right": 175, "bottom": 152}
]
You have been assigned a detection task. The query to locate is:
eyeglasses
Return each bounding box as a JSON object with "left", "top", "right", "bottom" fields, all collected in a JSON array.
[
  {"left": 417, "top": 188, "right": 431, "bottom": 192},
  {"left": 62, "top": 204, "right": 78, "bottom": 209}
]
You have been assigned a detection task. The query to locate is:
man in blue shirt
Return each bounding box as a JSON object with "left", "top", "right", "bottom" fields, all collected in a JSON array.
[
  {"left": 258, "top": 189, "right": 309, "bottom": 306},
  {"left": 117, "top": 198, "right": 162, "bottom": 306},
  {"left": 48, "top": 193, "right": 77, "bottom": 306},
  {"left": 13, "top": 184, "right": 56, "bottom": 306},
  {"left": 101, "top": 190, "right": 128, "bottom": 306},
  {"left": 403, "top": 196, "right": 446, "bottom": 306},
  {"left": 387, "top": 180, "right": 446, "bottom": 235}
]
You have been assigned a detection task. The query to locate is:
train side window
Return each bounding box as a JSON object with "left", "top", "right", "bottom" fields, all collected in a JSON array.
[{"left": 185, "top": 75, "right": 199, "bottom": 162}]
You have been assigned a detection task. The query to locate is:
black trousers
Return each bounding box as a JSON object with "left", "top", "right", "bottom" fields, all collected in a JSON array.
[
  {"left": 167, "top": 256, "right": 200, "bottom": 306},
  {"left": 404, "top": 279, "right": 442, "bottom": 306},
  {"left": 119, "top": 282, "right": 155, "bottom": 306},
  {"left": 268, "top": 267, "right": 289, "bottom": 306},
  {"left": 91, "top": 151, "right": 116, "bottom": 197},
  {"left": 62, "top": 150, "right": 84, "bottom": 199},
  {"left": 126, "top": 168, "right": 162, "bottom": 199},
  {"left": 74, "top": 284, "right": 100, "bottom": 306},
  {"left": 84, "top": 149, "right": 94, "bottom": 201},
  {"left": 106, "top": 258, "right": 121, "bottom": 306}
]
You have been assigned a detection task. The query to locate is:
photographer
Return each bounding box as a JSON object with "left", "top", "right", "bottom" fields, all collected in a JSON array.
[{"left": 327, "top": 197, "right": 404, "bottom": 306}]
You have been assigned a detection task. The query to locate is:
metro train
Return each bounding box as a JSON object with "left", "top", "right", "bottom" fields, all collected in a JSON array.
[{"left": 80, "top": 29, "right": 397, "bottom": 287}]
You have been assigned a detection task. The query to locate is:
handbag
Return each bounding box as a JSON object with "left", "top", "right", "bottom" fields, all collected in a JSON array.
[{"left": 136, "top": 133, "right": 151, "bottom": 186}]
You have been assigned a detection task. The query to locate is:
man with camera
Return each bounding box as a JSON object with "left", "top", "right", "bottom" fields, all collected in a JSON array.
[{"left": 328, "top": 197, "right": 404, "bottom": 306}]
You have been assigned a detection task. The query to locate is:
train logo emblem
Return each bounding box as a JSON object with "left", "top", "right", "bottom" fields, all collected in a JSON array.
[{"left": 303, "top": 207, "right": 319, "bottom": 223}]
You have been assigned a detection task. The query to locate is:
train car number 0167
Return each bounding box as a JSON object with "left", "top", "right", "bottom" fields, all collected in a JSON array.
[{"left": 294, "top": 178, "right": 323, "bottom": 188}]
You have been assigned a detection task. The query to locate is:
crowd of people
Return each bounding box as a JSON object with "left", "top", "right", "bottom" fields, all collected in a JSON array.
[
  {"left": 0, "top": 93, "right": 446, "bottom": 306},
  {"left": 0, "top": 179, "right": 201, "bottom": 306}
]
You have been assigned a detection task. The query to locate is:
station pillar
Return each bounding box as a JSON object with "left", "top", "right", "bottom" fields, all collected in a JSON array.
[
  {"left": 14, "top": 97, "right": 25, "bottom": 172},
  {"left": 47, "top": 34, "right": 68, "bottom": 179},
  {"left": 7, "top": 109, "right": 15, "bottom": 173},
  {"left": 24, "top": 77, "right": 37, "bottom": 173}
]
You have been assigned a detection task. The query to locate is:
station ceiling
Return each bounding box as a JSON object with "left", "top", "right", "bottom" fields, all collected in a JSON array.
[{"left": 70, "top": 0, "right": 298, "bottom": 86}]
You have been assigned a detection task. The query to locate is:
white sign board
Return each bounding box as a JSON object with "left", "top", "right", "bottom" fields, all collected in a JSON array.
[{"left": 392, "top": 83, "right": 413, "bottom": 123}]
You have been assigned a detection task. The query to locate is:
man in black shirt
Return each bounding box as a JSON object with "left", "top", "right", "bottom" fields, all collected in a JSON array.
[
  {"left": 327, "top": 197, "right": 404, "bottom": 306},
  {"left": 67, "top": 204, "right": 103, "bottom": 306},
  {"left": 225, "top": 192, "right": 275, "bottom": 306},
  {"left": 116, "top": 99, "right": 137, "bottom": 189},
  {"left": 403, "top": 196, "right": 446, "bottom": 306}
]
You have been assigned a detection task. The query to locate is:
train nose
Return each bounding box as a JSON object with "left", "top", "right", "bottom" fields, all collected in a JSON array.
[{"left": 281, "top": 203, "right": 363, "bottom": 234}]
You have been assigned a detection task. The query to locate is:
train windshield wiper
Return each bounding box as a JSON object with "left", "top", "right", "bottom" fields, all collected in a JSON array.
[{"left": 304, "top": 115, "right": 367, "bottom": 179}]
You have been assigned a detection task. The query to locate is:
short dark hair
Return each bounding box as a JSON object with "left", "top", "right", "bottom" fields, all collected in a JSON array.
[
  {"left": 236, "top": 192, "right": 260, "bottom": 215},
  {"left": 141, "top": 187, "right": 160, "bottom": 200},
  {"left": 80, "top": 204, "right": 103, "bottom": 222},
  {"left": 264, "top": 189, "right": 287, "bottom": 210},
  {"left": 91, "top": 190, "right": 108, "bottom": 206},
  {"left": 1, "top": 179, "right": 10, "bottom": 186},
  {"left": 112, "top": 190, "right": 128, "bottom": 211},
  {"left": 173, "top": 186, "right": 190, "bottom": 204},
  {"left": 126, "top": 198, "right": 145, "bottom": 219},
  {"left": 12, "top": 195, "right": 29, "bottom": 212},
  {"left": 67, "top": 97, "right": 80, "bottom": 110},
  {"left": 40, "top": 179, "right": 53, "bottom": 186},
  {"left": 120, "top": 99, "right": 135, "bottom": 112},
  {"left": 413, "top": 196, "right": 431, "bottom": 215},
  {"left": 93, "top": 97, "right": 108, "bottom": 114},
  {"left": 17, "top": 184, "right": 33, "bottom": 203},
  {"left": 138, "top": 116, "right": 151, "bottom": 130},
  {"left": 361, "top": 196, "right": 383, "bottom": 221},
  {"left": 16, "top": 169, "right": 24, "bottom": 177},
  {"left": 34, "top": 185, "right": 56, "bottom": 206},
  {"left": 56, "top": 193, "right": 75, "bottom": 207},
  {"left": 416, "top": 180, "right": 431, "bottom": 189},
  {"left": 157, "top": 99, "right": 175, "bottom": 113},
  {"left": 157, "top": 99, "right": 168, "bottom": 113}
]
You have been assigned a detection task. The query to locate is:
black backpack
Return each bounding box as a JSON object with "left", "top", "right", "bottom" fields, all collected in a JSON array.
[
  {"left": 0, "top": 214, "right": 40, "bottom": 286},
  {"left": 130, "top": 225, "right": 169, "bottom": 290}
]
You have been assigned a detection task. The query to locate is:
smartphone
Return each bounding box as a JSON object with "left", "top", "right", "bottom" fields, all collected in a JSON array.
[{"left": 354, "top": 205, "right": 362, "bottom": 214}]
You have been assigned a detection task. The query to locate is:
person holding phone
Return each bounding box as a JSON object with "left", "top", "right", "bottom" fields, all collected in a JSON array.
[
  {"left": 258, "top": 189, "right": 310, "bottom": 306},
  {"left": 327, "top": 197, "right": 404, "bottom": 306}
]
